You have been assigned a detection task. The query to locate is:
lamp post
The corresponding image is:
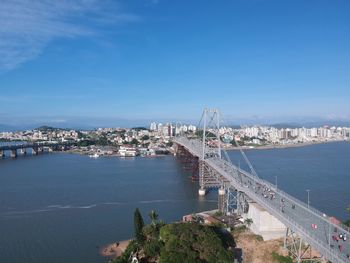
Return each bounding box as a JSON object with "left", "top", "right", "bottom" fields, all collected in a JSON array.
[
  {"left": 275, "top": 176, "right": 278, "bottom": 192},
  {"left": 306, "top": 189, "right": 310, "bottom": 209}
]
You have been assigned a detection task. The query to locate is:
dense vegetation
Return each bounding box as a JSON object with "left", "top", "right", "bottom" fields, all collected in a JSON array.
[
  {"left": 113, "top": 209, "right": 234, "bottom": 263},
  {"left": 159, "top": 223, "right": 234, "bottom": 263}
]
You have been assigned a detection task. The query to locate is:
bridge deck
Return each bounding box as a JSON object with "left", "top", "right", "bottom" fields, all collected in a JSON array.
[
  {"left": 175, "top": 137, "right": 350, "bottom": 263},
  {"left": 0, "top": 142, "right": 71, "bottom": 151}
]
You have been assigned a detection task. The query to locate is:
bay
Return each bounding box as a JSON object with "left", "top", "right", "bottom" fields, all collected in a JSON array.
[{"left": 0, "top": 141, "right": 350, "bottom": 263}]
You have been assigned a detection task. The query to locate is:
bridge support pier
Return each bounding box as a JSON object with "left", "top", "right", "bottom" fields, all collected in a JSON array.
[
  {"left": 175, "top": 144, "right": 199, "bottom": 181},
  {"left": 0, "top": 150, "right": 4, "bottom": 158},
  {"left": 198, "top": 161, "right": 221, "bottom": 194},
  {"left": 10, "top": 149, "right": 17, "bottom": 158},
  {"left": 237, "top": 191, "right": 249, "bottom": 215},
  {"left": 19, "top": 148, "right": 27, "bottom": 155},
  {"left": 284, "top": 228, "right": 322, "bottom": 263},
  {"left": 218, "top": 187, "right": 226, "bottom": 212},
  {"left": 218, "top": 186, "right": 237, "bottom": 215},
  {"left": 31, "top": 147, "right": 38, "bottom": 155}
]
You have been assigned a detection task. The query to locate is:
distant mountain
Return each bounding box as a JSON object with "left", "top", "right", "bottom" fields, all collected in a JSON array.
[
  {"left": 35, "top": 125, "right": 66, "bottom": 131},
  {"left": 270, "top": 121, "right": 350, "bottom": 128},
  {"left": 270, "top": 123, "right": 303, "bottom": 129}
]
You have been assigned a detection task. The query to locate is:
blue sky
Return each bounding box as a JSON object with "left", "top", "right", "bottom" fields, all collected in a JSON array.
[{"left": 0, "top": 0, "right": 350, "bottom": 127}]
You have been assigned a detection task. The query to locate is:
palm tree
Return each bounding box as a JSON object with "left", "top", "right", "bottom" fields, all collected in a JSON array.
[
  {"left": 244, "top": 218, "right": 253, "bottom": 228},
  {"left": 149, "top": 210, "right": 159, "bottom": 226}
]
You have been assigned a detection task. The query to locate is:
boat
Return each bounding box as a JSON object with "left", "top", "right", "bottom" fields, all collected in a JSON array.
[{"left": 89, "top": 153, "right": 99, "bottom": 158}]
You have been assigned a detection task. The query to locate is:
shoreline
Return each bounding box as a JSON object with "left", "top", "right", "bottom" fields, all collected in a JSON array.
[
  {"left": 100, "top": 239, "right": 131, "bottom": 259},
  {"left": 223, "top": 139, "right": 349, "bottom": 151}
]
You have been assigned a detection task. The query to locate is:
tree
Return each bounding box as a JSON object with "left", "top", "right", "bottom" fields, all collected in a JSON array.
[
  {"left": 149, "top": 210, "right": 159, "bottom": 226},
  {"left": 134, "top": 208, "right": 144, "bottom": 242},
  {"left": 244, "top": 218, "right": 253, "bottom": 228},
  {"left": 141, "top": 135, "right": 150, "bottom": 141},
  {"left": 130, "top": 138, "right": 140, "bottom": 145},
  {"left": 159, "top": 223, "right": 233, "bottom": 263}
]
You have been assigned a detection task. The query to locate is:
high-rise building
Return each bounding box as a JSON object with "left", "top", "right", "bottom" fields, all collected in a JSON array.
[{"left": 150, "top": 122, "right": 157, "bottom": 131}]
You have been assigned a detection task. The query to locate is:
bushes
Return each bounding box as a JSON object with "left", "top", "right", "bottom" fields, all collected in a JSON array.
[
  {"left": 115, "top": 211, "right": 233, "bottom": 263},
  {"left": 271, "top": 252, "right": 293, "bottom": 263},
  {"left": 159, "top": 223, "right": 234, "bottom": 263},
  {"left": 112, "top": 240, "right": 138, "bottom": 263}
]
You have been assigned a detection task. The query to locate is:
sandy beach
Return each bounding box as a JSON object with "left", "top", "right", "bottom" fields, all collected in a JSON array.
[{"left": 100, "top": 240, "right": 131, "bottom": 259}]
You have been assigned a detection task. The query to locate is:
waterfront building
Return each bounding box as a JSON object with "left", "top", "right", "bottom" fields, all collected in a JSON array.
[{"left": 118, "top": 145, "right": 139, "bottom": 157}]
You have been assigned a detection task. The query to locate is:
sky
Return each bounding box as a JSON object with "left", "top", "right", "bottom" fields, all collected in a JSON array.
[{"left": 0, "top": 0, "right": 350, "bottom": 128}]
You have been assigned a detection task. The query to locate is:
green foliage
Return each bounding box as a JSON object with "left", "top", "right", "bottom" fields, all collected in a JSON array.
[
  {"left": 244, "top": 218, "right": 253, "bottom": 227},
  {"left": 344, "top": 220, "right": 350, "bottom": 227},
  {"left": 195, "top": 130, "right": 217, "bottom": 139},
  {"left": 143, "top": 239, "right": 163, "bottom": 258},
  {"left": 149, "top": 210, "right": 159, "bottom": 226},
  {"left": 142, "top": 142, "right": 150, "bottom": 148},
  {"left": 132, "top": 127, "right": 148, "bottom": 131},
  {"left": 254, "top": 235, "right": 264, "bottom": 242},
  {"left": 130, "top": 138, "right": 140, "bottom": 145},
  {"left": 232, "top": 225, "right": 246, "bottom": 234},
  {"left": 143, "top": 224, "right": 159, "bottom": 239},
  {"left": 159, "top": 223, "right": 234, "bottom": 263},
  {"left": 96, "top": 136, "right": 109, "bottom": 146},
  {"left": 134, "top": 208, "right": 144, "bottom": 242},
  {"left": 214, "top": 211, "right": 223, "bottom": 217},
  {"left": 77, "top": 131, "right": 85, "bottom": 139},
  {"left": 112, "top": 240, "right": 138, "bottom": 263},
  {"left": 344, "top": 205, "right": 350, "bottom": 227},
  {"left": 141, "top": 135, "right": 150, "bottom": 141},
  {"left": 166, "top": 141, "right": 173, "bottom": 147},
  {"left": 77, "top": 140, "right": 95, "bottom": 147},
  {"left": 271, "top": 252, "right": 293, "bottom": 263},
  {"left": 116, "top": 211, "right": 233, "bottom": 263},
  {"left": 35, "top": 126, "right": 63, "bottom": 132}
]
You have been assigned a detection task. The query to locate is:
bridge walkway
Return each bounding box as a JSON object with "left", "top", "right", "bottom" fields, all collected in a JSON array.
[{"left": 175, "top": 137, "right": 350, "bottom": 263}]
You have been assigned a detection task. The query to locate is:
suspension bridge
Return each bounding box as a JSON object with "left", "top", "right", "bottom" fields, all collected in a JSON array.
[{"left": 173, "top": 108, "right": 350, "bottom": 263}]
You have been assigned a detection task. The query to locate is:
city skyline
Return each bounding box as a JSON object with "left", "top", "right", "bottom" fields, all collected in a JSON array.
[{"left": 1, "top": 0, "right": 350, "bottom": 126}]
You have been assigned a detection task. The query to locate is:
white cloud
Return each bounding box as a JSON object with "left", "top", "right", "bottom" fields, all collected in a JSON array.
[{"left": 0, "top": 0, "right": 139, "bottom": 71}]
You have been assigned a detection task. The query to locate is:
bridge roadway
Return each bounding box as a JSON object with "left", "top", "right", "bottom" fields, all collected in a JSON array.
[
  {"left": 0, "top": 141, "right": 73, "bottom": 151},
  {"left": 174, "top": 137, "right": 350, "bottom": 263}
]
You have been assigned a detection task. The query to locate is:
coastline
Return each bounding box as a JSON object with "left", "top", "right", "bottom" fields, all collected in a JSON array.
[
  {"left": 100, "top": 240, "right": 131, "bottom": 259},
  {"left": 223, "top": 139, "right": 349, "bottom": 151}
]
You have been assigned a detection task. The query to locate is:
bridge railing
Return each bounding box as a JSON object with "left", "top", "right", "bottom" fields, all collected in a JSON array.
[
  {"left": 206, "top": 155, "right": 349, "bottom": 263},
  {"left": 175, "top": 136, "right": 350, "bottom": 262},
  {"left": 176, "top": 136, "right": 350, "bottom": 232}
]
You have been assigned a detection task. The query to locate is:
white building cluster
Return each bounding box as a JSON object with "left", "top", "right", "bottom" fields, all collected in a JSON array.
[
  {"left": 219, "top": 125, "right": 350, "bottom": 146},
  {"left": 0, "top": 129, "right": 79, "bottom": 142},
  {"left": 149, "top": 122, "right": 196, "bottom": 137}
]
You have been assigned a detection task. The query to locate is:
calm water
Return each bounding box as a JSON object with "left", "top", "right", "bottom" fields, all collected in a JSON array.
[
  {"left": 0, "top": 154, "right": 217, "bottom": 263},
  {"left": 0, "top": 141, "right": 350, "bottom": 263},
  {"left": 227, "top": 141, "right": 350, "bottom": 220}
]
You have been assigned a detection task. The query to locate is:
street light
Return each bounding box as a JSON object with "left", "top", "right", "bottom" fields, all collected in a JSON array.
[
  {"left": 275, "top": 176, "right": 278, "bottom": 192},
  {"left": 306, "top": 189, "right": 310, "bottom": 209}
]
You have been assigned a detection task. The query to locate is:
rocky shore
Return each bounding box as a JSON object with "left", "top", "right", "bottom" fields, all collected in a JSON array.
[{"left": 100, "top": 240, "right": 131, "bottom": 259}]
